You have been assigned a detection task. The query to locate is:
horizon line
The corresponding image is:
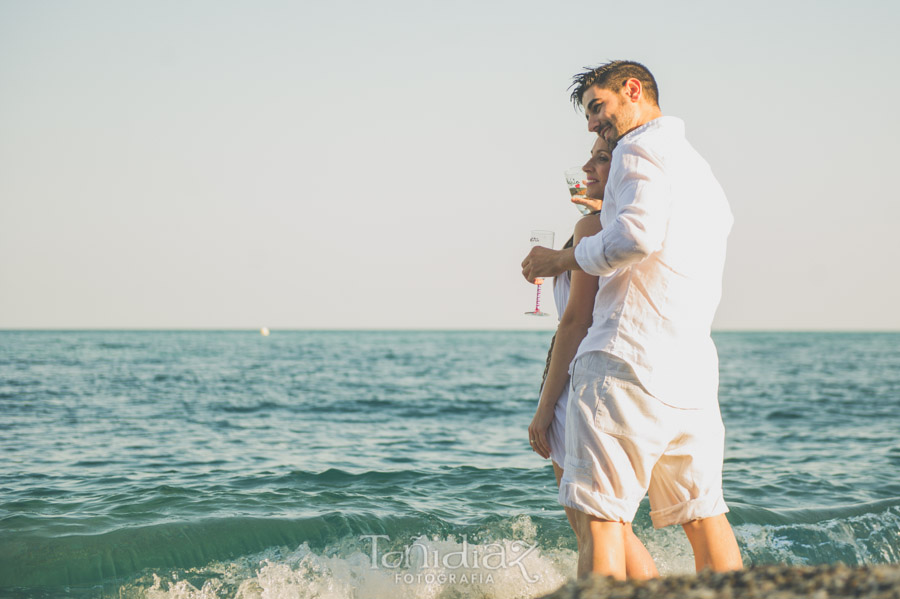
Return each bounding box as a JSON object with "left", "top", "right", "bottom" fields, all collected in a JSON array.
[{"left": 2, "top": 328, "right": 899, "bottom": 334}]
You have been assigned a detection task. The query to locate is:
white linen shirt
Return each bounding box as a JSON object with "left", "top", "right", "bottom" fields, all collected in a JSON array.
[{"left": 573, "top": 116, "right": 733, "bottom": 409}]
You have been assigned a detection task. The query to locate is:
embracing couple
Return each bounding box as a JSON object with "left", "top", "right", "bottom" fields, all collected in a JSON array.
[{"left": 522, "top": 60, "right": 743, "bottom": 580}]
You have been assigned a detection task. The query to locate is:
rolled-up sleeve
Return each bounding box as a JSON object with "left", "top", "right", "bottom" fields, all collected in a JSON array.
[{"left": 574, "top": 144, "right": 672, "bottom": 276}]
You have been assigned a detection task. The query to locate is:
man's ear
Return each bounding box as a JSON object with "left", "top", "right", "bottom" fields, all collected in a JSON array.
[{"left": 623, "top": 78, "right": 643, "bottom": 103}]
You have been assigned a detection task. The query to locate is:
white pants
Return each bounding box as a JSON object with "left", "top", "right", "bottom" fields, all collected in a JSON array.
[{"left": 559, "top": 351, "right": 729, "bottom": 528}]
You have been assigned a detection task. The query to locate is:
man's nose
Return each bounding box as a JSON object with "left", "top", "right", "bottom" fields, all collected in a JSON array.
[{"left": 586, "top": 114, "right": 601, "bottom": 133}]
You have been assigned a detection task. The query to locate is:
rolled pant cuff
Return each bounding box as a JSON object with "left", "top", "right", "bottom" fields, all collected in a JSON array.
[
  {"left": 649, "top": 492, "right": 729, "bottom": 528},
  {"left": 558, "top": 479, "right": 639, "bottom": 523}
]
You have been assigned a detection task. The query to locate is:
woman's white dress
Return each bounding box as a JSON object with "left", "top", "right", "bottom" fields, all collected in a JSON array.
[{"left": 546, "top": 269, "right": 571, "bottom": 467}]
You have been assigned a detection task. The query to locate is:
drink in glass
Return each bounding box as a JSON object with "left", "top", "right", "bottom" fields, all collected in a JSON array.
[
  {"left": 564, "top": 167, "right": 591, "bottom": 215},
  {"left": 525, "top": 230, "right": 555, "bottom": 317}
]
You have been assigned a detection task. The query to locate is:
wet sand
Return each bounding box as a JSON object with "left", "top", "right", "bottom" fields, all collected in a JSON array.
[{"left": 540, "top": 563, "right": 900, "bottom": 599}]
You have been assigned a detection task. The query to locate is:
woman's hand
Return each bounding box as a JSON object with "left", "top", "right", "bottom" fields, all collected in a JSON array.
[
  {"left": 571, "top": 196, "right": 603, "bottom": 213},
  {"left": 528, "top": 405, "right": 554, "bottom": 459}
]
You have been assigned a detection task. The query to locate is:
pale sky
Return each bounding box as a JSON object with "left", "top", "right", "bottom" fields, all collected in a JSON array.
[{"left": 1, "top": 0, "right": 898, "bottom": 330}]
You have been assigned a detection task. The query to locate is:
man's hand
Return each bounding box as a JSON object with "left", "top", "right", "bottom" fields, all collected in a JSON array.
[{"left": 521, "top": 246, "right": 578, "bottom": 283}]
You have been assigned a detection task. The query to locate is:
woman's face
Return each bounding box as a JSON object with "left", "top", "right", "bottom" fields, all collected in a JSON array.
[{"left": 582, "top": 137, "right": 613, "bottom": 200}]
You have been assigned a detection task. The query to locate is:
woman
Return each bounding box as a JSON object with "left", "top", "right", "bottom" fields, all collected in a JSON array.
[{"left": 528, "top": 135, "right": 658, "bottom": 579}]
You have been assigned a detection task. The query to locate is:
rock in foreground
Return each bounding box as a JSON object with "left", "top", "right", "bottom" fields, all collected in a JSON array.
[{"left": 541, "top": 563, "right": 900, "bottom": 599}]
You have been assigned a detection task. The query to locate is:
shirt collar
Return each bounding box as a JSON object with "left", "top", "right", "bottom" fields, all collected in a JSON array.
[{"left": 617, "top": 115, "right": 684, "bottom": 144}]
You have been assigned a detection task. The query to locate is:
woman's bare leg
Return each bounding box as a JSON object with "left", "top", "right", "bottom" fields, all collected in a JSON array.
[{"left": 552, "top": 462, "right": 581, "bottom": 544}]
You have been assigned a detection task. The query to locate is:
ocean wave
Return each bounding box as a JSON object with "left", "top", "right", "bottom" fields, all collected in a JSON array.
[
  {"left": 4, "top": 515, "right": 572, "bottom": 599},
  {"left": 0, "top": 513, "right": 557, "bottom": 593},
  {"left": 732, "top": 499, "right": 900, "bottom": 566},
  {"left": 120, "top": 534, "right": 572, "bottom": 599},
  {"left": 3, "top": 499, "right": 900, "bottom": 595}
]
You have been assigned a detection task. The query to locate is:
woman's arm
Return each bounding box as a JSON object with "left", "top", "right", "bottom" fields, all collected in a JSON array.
[{"left": 529, "top": 214, "right": 603, "bottom": 459}]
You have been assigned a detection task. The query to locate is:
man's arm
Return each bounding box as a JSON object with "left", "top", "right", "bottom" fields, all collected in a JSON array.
[
  {"left": 574, "top": 145, "right": 672, "bottom": 276},
  {"left": 521, "top": 246, "right": 579, "bottom": 283}
]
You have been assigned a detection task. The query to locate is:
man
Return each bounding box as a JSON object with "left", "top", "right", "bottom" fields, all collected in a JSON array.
[{"left": 521, "top": 61, "right": 743, "bottom": 579}]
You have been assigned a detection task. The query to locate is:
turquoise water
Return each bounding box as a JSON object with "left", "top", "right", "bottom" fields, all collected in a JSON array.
[{"left": 1, "top": 331, "right": 899, "bottom": 598}]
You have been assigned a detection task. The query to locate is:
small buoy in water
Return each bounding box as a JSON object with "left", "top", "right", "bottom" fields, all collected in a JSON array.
[{"left": 260, "top": 327, "right": 270, "bottom": 336}]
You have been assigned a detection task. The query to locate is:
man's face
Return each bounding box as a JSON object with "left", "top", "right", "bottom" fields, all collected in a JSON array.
[{"left": 582, "top": 84, "right": 638, "bottom": 143}]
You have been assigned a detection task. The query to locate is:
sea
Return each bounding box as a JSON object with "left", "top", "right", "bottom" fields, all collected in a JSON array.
[{"left": 1, "top": 330, "right": 899, "bottom": 598}]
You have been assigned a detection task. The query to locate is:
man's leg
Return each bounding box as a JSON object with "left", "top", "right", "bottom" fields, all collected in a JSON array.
[
  {"left": 556, "top": 462, "right": 658, "bottom": 579},
  {"left": 562, "top": 352, "right": 666, "bottom": 579},
  {"left": 682, "top": 514, "right": 743, "bottom": 572},
  {"left": 624, "top": 522, "right": 658, "bottom": 579},
  {"left": 646, "top": 395, "right": 742, "bottom": 573},
  {"left": 573, "top": 510, "right": 626, "bottom": 579}
]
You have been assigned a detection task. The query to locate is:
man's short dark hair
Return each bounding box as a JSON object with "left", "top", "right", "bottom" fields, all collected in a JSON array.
[{"left": 570, "top": 60, "right": 660, "bottom": 109}]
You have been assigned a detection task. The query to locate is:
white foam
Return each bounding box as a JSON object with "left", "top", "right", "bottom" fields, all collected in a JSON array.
[
  {"left": 122, "top": 512, "right": 749, "bottom": 598},
  {"left": 125, "top": 521, "right": 576, "bottom": 599}
]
